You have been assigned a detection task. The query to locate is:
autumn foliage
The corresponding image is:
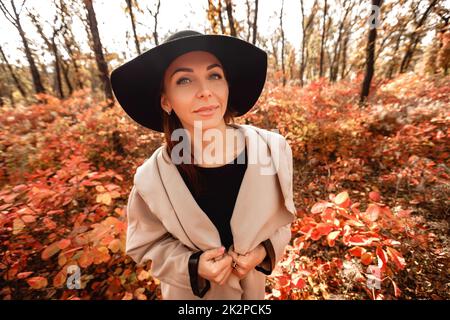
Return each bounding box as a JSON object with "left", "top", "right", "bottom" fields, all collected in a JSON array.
[{"left": 0, "top": 74, "right": 448, "bottom": 299}]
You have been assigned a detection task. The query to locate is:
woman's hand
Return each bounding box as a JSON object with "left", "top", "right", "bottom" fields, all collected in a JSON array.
[
  {"left": 198, "top": 247, "right": 234, "bottom": 286},
  {"left": 228, "top": 244, "right": 267, "bottom": 280}
]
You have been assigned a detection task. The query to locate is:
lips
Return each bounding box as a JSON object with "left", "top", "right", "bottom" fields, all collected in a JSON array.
[{"left": 194, "top": 105, "right": 219, "bottom": 113}]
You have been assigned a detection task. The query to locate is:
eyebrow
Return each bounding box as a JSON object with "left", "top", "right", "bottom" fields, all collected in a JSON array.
[{"left": 170, "top": 63, "right": 223, "bottom": 79}]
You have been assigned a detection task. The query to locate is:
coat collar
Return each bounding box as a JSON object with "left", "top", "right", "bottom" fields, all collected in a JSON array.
[{"left": 142, "top": 123, "right": 296, "bottom": 253}]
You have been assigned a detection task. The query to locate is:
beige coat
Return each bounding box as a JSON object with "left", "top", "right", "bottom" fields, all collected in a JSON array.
[{"left": 125, "top": 123, "right": 296, "bottom": 300}]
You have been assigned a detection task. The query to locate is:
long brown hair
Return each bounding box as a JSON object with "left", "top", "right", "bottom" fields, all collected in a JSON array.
[{"left": 159, "top": 67, "right": 239, "bottom": 198}]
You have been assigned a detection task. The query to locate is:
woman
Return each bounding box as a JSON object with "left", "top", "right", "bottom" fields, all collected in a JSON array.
[{"left": 110, "top": 30, "right": 296, "bottom": 300}]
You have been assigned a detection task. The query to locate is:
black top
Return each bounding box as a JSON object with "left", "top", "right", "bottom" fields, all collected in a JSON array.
[{"left": 176, "top": 146, "right": 247, "bottom": 250}]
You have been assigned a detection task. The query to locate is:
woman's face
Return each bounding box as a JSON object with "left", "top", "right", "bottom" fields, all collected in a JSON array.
[{"left": 161, "top": 50, "right": 229, "bottom": 134}]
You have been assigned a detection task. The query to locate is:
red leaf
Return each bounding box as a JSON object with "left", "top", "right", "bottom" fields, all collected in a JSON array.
[
  {"left": 311, "top": 201, "right": 329, "bottom": 214},
  {"left": 369, "top": 191, "right": 381, "bottom": 202},
  {"left": 327, "top": 230, "right": 340, "bottom": 247},
  {"left": 349, "top": 246, "right": 366, "bottom": 257},
  {"left": 365, "top": 204, "right": 381, "bottom": 222},
  {"left": 348, "top": 235, "right": 369, "bottom": 246},
  {"left": 310, "top": 229, "right": 322, "bottom": 241},
  {"left": 291, "top": 276, "right": 306, "bottom": 290},
  {"left": 316, "top": 223, "right": 333, "bottom": 236},
  {"left": 386, "top": 247, "right": 406, "bottom": 270},
  {"left": 391, "top": 279, "right": 401, "bottom": 298},
  {"left": 376, "top": 246, "right": 389, "bottom": 271}
]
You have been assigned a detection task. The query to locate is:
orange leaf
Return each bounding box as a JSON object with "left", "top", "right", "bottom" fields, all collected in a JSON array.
[
  {"left": 78, "top": 250, "right": 94, "bottom": 268},
  {"left": 53, "top": 269, "right": 67, "bottom": 288},
  {"left": 27, "top": 276, "right": 48, "bottom": 289},
  {"left": 17, "top": 271, "right": 33, "bottom": 279},
  {"left": 361, "top": 252, "right": 373, "bottom": 265},
  {"left": 21, "top": 215, "right": 36, "bottom": 224},
  {"left": 41, "top": 243, "right": 61, "bottom": 261},
  {"left": 334, "top": 191, "right": 351, "bottom": 208},
  {"left": 58, "top": 239, "right": 71, "bottom": 250}
]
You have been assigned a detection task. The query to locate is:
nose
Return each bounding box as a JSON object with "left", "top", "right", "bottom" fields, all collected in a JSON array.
[{"left": 196, "top": 81, "right": 213, "bottom": 99}]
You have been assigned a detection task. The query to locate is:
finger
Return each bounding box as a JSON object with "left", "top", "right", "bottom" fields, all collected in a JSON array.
[
  {"left": 203, "top": 247, "right": 225, "bottom": 261},
  {"left": 219, "top": 266, "right": 233, "bottom": 285},
  {"left": 228, "top": 250, "right": 240, "bottom": 262},
  {"left": 215, "top": 263, "right": 232, "bottom": 284},
  {"left": 232, "top": 265, "right": 245, "bottom": 279}
]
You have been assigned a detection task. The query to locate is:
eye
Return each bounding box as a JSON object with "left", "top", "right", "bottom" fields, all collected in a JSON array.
[
  {"left": 210, "top": 73, "right": 223, "bottom": 80},
  {"left": 176, "top": 77, "right": 190, "bottom": 85}
]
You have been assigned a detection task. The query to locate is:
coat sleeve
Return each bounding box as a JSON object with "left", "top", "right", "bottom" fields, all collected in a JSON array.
[
  {"left": 125, "top": 184, "right": 209, "bottom": 295},
  {"left": 256, "top": 137, "right": 295, "bottom": 275},
  {"left": 255, "top": 224, "right": 292, "bottom": 275}
]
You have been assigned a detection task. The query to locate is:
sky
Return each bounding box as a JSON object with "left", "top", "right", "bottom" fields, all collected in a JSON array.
[
  {"left": 1, "top": 0, "right": 445, "bottom": 68},
  {"left": 1, "top": 0, "right": 308, "bottom": 67}
]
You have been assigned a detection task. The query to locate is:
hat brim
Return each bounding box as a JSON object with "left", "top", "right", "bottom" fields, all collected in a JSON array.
[{"left": 110, "top": 34, "right": 267, "bottom": 132}]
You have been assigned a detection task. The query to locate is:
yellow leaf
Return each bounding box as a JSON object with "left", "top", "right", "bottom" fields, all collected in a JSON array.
[
  {"left": 137, "top": 270, "right": 150, "bottom": 281},
  {"left": 96, "top": 193, "right": 112, "bottom": 205},
  {"left": 13, "top": 218, "right": 25, "bottom": 235},
  {"left": 108, "top": 239, "right": 122, "bottom": 253},
  {"left": 95, "top": 185, "right": 105, "bottom": 192}
]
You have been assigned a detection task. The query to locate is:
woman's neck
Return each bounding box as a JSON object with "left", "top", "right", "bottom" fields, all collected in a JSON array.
[{"left": 188, "top": 122, "right": 244, "bottom": 167}]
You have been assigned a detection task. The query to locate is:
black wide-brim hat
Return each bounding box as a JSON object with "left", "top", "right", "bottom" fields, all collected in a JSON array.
[{"left": 109, "top": 30, "right": 267, "bottom": 132}]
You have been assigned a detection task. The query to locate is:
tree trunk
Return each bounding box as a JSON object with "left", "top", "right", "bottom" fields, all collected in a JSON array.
[
  {"left": 360, "top": 0, "right": 382, "bottom": 104},
  {"left": 224, "top": 0, "right": 237, "bottom": 36},
  {"left": 28, "top": 11, "right": 65, "bottom": 98},
  {"left": 0, "top": 0, "right": 46, "bottom": 94},
  {"left": 147, "top": 0, "right": 161, "bottom": 45},
  {"left": 125, "top": 0, "right": 141, "bottom": 54},
  {"left": 399, "top": 0, "right": 438, "bottom": 73},
  {"left": 83, "top": 0, "right": 113, "bottom": 104},
  {"left": 0, "top": 44, "right": 27, "bottom": 98},
  {"left": 280, "top": 0, "right": 286, "bottom": 86},
  {"left": 340, "top": 34, "right": 349, "bottom": 80},
  {"left": 319, "top": 0, "right": 327, "bottom": 78},
  {"left": 51, "top": 37, "right": 64, "bottom": 98},
  {"left": 329, "top": 0, "right": 352, "bottom": 82},
  {"left": 252, "top": 0, "right": 258, "bottom": 45},
  {"left": 300, "top": 0, "right": 306, "bottom": 87}
]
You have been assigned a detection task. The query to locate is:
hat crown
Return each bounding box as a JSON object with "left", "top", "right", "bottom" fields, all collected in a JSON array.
[{"left": 164, "top": 30, "right": 203, "bottom": 44}]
